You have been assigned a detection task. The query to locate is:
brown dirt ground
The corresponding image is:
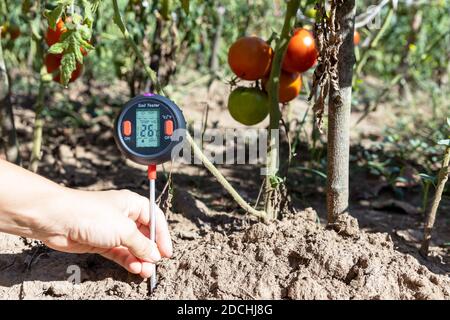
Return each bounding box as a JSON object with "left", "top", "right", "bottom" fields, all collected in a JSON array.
[
  {"left": 1, "top": 210, "right": 449, "bottom": 300},
  {"left": 0, "top": 72, "right": 449, "bottom": 300}
]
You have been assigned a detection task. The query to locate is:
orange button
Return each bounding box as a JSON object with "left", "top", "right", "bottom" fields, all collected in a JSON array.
[
  {"left": 164, "top": 119, "right": 174, "bottom": 136},
  {"left": 123, "top": 120, "right": 132, "bottom": 136}
]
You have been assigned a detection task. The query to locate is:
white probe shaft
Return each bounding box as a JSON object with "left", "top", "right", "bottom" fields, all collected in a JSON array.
[{"left": 149, "top": 179, "right": 157, "bottom": 292}]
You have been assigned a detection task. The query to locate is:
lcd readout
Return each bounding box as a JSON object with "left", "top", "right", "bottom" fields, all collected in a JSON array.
[{"left": 136, "top": 110, "right": 160, "bottom": 147}]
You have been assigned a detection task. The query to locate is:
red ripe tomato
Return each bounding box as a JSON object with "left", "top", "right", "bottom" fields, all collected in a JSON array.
[
  {"left": 263, "top": 71, "right": 302, "bottom": 103},
  {"left": 52, "top": 63, "right": 83, "bottom": 84},
  {"left": 44, "top": 53, "right": 63, "bottom": 74},
  {"left": 45, "top": 18, "right": 67, "bottom": 47},
  {"left": 228, "top": 36, "right": 273, "bottom": 81},
  {"left": 354, "top": 31, "right": 361, "bottom": 45},
  {"left": 282, "top": 28, "right": 318, "bottom": 73}
]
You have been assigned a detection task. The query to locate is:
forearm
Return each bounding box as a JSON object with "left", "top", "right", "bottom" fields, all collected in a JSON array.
[
  {"left": 0, "top": 159, "right": 68, "bottom": 239},
  {"left": 0, "top": 160, "right": 171, "bottom": 277}
]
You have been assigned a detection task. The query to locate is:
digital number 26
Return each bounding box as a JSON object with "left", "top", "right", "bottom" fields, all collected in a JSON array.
[{"left": 140, "top": 124, "right": 154, "bottom": 137}]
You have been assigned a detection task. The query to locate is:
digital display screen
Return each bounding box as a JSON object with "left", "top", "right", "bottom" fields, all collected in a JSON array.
[{"left": 136, "top": 110, "right": 160, "bottom": 147}]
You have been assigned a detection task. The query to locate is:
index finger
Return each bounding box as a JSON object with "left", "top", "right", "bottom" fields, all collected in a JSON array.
[
  {"left": 137, "top": 207, "right": 173, "bottom": 258},
  {"left": 126, "top": 192, "right": 173, "bottom": 258}
]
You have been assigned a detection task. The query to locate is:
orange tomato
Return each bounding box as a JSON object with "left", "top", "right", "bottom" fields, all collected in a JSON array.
[
  {"left": 263, "top": 71, "right": 302, "bottom": 103},
  {"left": 354, "top": 30, "right": 360, "bottom": 45},
  {"left": 282, "top": 28, "right": 318, "bottom": 73},
  {"left": 45, "top": 18, "right": 67, "bottom": 46},
  {"left": 228, "top": 36, "right": 273, "bottom": 81}
]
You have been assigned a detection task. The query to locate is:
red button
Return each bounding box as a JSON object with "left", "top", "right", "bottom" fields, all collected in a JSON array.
[
  {"left": 123, "top": 120, "right": 132, "bottom": 136},
  {"left": 164, "top": 119, "right": 174, "bottom": 136}
]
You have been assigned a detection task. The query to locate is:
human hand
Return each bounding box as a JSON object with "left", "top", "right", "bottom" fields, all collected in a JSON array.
[{"left": 36, "top": 189, "right": 172, "bottom": 278}]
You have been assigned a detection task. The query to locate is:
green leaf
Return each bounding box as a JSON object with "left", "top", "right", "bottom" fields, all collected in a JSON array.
[
  {"left": 438, "top": 139, "right": 450, "bottom": 146},
  {"left": 269, "top": 175, "right": 284, "bottom": 188},
  {"left": 30, "top": 19, "right": 42, "bottom": 40},
  {"left": 79, "top": 24, "right": 92, "bottom": 41},
  {"left": 419, "top": 173, "right": 436, "bottom": 183},
  {"left": 60, "top": 52, "right": 77, "bottom": 86},
  {"left": 81, "top": 0, "right": 94, "bottom": 27},
  {"left": 290, "top": 166, "right": 327, "bottom": 179},
  {"left": 74, "top": 47, "right": 83, "bottom": 64},
  {"left": 45, "top": 0, "right": 73, "bottom": 28},
  {"left": 447, "top": 118, "right": 450, "bottom": 127},
  {"left": 113, "top": 5, "right": 126, "bottom": 34},
  {"left": 47, "top": 4, "right": 64, "bottom": 29},
  {"left": 48, "top": 42, "right": 67, "bottom": 54},
  {"left": 181, "top": 0, "right": 189, "bottom": 15}
]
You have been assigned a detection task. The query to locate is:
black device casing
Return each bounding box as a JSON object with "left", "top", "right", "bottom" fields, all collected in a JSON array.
[{"left": 113, "top": 94, "right": 186, "bottom": 165}]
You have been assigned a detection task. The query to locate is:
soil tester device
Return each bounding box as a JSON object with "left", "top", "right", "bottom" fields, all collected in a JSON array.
[{"left": 113, "top": 93, "right": 186, "bottom": 292}]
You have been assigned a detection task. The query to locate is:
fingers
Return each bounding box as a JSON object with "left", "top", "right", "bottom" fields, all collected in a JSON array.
[
  {"left": 101, "top": 247, "right": 142, "bottom": 274},
  {"left": 120, "top": 220, "right": 161, "bottom": 263},
  {"left": 122, "top": 190, "right": 173, "bottom": 258},
  {"left": 140, "top": 262, "right": 154, "bottom": 279},
  {"left": 155, "top": 207, "right": 173, "bottom": 258},
  {"left": 101, "top": 247, "right": 155, "bottom": 279},
  {"left": 123, "top": 190, "right": 150, "bottom": 226}
]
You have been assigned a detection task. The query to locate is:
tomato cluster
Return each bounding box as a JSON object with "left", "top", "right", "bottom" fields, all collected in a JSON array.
[
  {"left": 226, "top": 26, "right": 361, "bottom": 126},
  {"left": 226, "top": 28, "right": 318, "bottom": 126},
  {"left": 44, "top": 18, "right": 85, "bottom": 84}
]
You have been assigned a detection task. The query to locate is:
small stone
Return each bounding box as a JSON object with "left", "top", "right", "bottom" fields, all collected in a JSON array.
[{"left": 58, "top": 144, "right": 76, "bottom": 165}]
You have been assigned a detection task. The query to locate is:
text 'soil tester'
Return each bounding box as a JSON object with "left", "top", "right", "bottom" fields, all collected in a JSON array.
[{"left": 113, "top": 93, "right": 186, "bottom": 293}]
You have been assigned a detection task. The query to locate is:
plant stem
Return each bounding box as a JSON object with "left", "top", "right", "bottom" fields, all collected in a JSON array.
[
  {"left": 112, "top": 0, "right": 267, "bottom": 220},
  {"left": 29, "top": 76, "right": 46, "bottom": 173},
  {"left": 112, "top": 0, "right": 162, "bottom": 94},
  {"left": 421, "top": 181, "right": 430, "bottom": 214},
  {"left": 420, "top": 146, "right": 450, "bottom": 256},
  {"left": 264, "top": 0, "right": 300, "bottom": 220},
  {"left": 355, "top": 7, "right": 393, "bottom": 76},
  {"left": 209, "top": 6, "right": 225, "bottom": 73},
  {"left": 327, "top": 0, "right": 356, "bottom": 223},
  {"left": 186, "top": 132, "right": 267, "bottom": 220}
]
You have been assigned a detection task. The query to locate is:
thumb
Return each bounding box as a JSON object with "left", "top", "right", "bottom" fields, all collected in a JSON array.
[{"left": 120, "top": 220, "right": 161, "bottom": 263}]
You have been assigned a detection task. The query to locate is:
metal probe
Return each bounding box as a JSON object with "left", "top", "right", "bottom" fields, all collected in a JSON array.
[{"left": 148, "top": 165, "right": 157, "bottom": 293}]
